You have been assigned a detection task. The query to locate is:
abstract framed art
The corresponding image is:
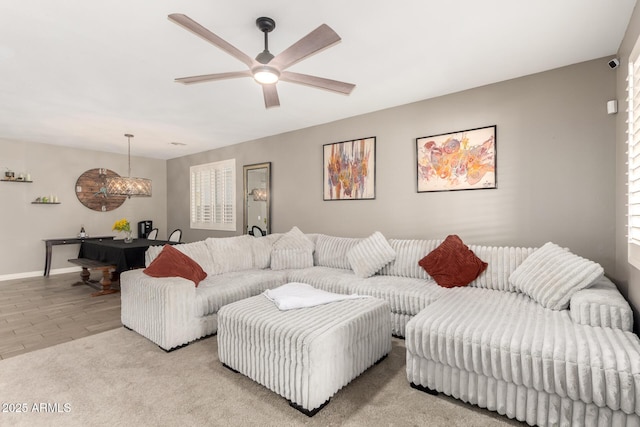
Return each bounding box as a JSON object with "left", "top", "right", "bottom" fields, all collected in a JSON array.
[
  {"left": 323, "top": 137, "right": 376, "bottom": 200},
  {"left": 416, "top": 125, "right": 496, "bottom": 192}
]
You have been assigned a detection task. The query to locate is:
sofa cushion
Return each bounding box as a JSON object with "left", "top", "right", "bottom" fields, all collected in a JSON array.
[
  {"left": 288, "top": 266, "right": 445, "bottom": 317},
  {"left": 286, "top": 266, "right": 357, "bottom": 295},
  {"left": 349, "top": 275, "right": 446, "bottom": 316},
  {"left": 271, "top": 226, "right": 315, "bottom": 270},
  {"left": 145, "top": 240, "right": 215, "bottom": 275},
  {"left": 314, "top": 234, "right": 362, "bottom": 270},
  {"left": 249, "top": 233, "right": 282, "bottom": 269},
  {"left": 379, "top": 239, "right": 441, "bottom": 280},
  {"left": 418, "top": 235, "right": 487, "bottom": 288},
  {"left": 509, "top": 242, "right": 604, "bottom": 310},
  {"left": 195, "top": 269, "right": 290, "bottom": 317},
  {"left": 467, "top": 245, "right": 537, "bottom": 292},
  {"left": 347, "top": 231, "right": 396, "bottom": 278},
  {"left": 143, "top": 244, "right": 207, "bottom": 286},
  {"left": 205, "top": 235, "right": 255, "bottom": 275}
]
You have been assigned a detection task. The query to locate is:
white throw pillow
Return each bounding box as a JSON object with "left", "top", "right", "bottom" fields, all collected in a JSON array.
[
  {"left": 270, "top": 226, "right": 315, "bottom": 270},
  {"left": 509, "top": 242, "right": 604, "bottom": 310},
  {"left": 347, "top": 231, "right": 396, "bottom": 278}
]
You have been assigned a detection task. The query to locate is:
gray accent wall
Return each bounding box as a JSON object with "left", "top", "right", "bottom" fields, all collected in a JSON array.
[
  {"left": 0, "top": 139, "right": 167, "bottom": 278},
  {"left": 168, "top": 58, "right": 617, "bottom": 276}
]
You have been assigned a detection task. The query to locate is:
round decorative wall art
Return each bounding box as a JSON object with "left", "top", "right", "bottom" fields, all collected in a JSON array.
[{"left": 75, "top": 168, "right": 126, "bottom": 211}]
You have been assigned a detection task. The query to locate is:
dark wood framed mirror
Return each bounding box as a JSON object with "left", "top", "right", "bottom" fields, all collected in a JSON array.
[{"left": 243, "top": 162, "right": 271, "bottom": 236}]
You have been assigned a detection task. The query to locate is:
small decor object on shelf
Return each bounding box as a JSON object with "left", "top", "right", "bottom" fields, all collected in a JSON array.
[
  {"left": 32, "top": 196, "right": 60, "bottom": 204},
  {"left": 112, "top": 218, "right": 133, "bottom": 243},
  {"left": 79, "top": 225, "right": 86, "bottom": 238}
]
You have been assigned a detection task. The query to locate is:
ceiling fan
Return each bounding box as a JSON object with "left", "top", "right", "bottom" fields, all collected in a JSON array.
[{"left": 168, "top": 14, "right": 356, "bottom": 108}]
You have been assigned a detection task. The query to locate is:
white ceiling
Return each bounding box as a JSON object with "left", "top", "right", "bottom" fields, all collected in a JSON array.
[{"left": 0, "top": 1, "right": 636, "bottom": 160}]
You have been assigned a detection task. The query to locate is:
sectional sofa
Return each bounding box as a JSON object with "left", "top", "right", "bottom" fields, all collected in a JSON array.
[{"left": 120, "top": 227, "right": 640, "bottom": 426}]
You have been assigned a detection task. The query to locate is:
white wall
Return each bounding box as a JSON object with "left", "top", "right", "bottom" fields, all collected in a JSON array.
[
  {"left": 168, "top": 58, "right": 617, "bottom": 275},
  {"left": 0, "top": 139, "right": 167, "bottom": 279}
]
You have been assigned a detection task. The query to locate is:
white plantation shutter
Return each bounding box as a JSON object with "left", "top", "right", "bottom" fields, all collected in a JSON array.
[
  {"left": 628, "top": 42, "right": 640, "bottom": 268},
  {"left": 190, "top": 159, "right": 236, "bottom": 231}
]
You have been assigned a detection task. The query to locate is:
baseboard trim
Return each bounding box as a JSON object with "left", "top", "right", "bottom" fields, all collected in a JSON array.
[{"left": 0, "top": 267, "right": 82, "bottom": 282}]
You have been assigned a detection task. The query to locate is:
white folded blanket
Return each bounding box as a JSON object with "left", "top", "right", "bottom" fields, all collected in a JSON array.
[{"left": 263, "top": 282, "right": 367, "bottom": 311}]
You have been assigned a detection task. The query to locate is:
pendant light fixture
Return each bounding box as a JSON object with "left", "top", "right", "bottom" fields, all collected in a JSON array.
[{"left": 106, "top": 134, "right": 152, "bottom": 197}]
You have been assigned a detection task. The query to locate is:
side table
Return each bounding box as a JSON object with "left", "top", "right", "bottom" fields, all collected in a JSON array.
[{"left": 43, "top": 236, "right": 114, "bottom": 276}]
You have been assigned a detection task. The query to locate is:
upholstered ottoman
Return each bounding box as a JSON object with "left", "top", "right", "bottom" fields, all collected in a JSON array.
[{"left": 217, "top": 291, "right": 391, "bottom": 416}]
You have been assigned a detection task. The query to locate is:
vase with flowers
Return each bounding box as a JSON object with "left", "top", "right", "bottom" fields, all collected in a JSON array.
[{"left": 113, "top": 218, "right": 133, "bottom": 243}]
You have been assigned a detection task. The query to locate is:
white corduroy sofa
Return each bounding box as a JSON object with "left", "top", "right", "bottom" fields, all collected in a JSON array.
[
  {"left": 120, "top": 227, "right": 640, "bottom": 426},
  {"left": 121, "top": 228, "right": 451, "bottom": 349}
]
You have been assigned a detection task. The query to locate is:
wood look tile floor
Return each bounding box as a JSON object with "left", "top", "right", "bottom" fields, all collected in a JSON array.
[{"left": 0, "top": 272, "right": 121, "bottom": 360}]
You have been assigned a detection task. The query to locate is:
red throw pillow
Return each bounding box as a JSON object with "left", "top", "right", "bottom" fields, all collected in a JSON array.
[
  {"left": 418, "top": 235, "right": 487, "bottom": 288},
  {"left": 143, "top": 244, "right": 207, "bottom": 287}
]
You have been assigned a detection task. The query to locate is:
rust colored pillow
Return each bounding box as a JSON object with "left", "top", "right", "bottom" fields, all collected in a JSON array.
[
  {"left": 418, "top": 235, "right": 487, "bottom": 288},
  {"left": 144, "top": 244, "right": 207, "bottom": 287}
]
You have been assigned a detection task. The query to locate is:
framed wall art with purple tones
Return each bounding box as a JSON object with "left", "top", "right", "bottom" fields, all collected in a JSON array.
[
  {"left": 416, "top": 125, "right": 496, "bottom": 193},
  {"left": 323, "top": 137, "right": 376, "bottom": 201}
]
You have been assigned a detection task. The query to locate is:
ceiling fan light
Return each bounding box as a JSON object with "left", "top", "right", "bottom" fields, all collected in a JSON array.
[{"left": 253, "top": 66, "right": 279, "bottom": 84}]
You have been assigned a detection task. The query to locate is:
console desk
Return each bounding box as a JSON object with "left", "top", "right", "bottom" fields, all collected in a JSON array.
[{"left": 43, "top": 236, "right": 114, "bottom": 277}]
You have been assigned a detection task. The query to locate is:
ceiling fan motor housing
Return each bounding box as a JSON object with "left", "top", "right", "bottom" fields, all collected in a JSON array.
[{"left": 255, "top": 17, "right": 276, "bottom": 64}]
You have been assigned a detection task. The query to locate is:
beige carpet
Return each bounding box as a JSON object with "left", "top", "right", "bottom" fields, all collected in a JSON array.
[{"left": 0, "top": 328, "right": 523, "bottom": 426}]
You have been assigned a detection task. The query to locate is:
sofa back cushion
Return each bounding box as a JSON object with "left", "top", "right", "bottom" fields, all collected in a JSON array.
[
  {"left": 143, "top": 244, "right": 207, "bottom": 286},
  {"left": 250, "top": 233, "right": 282, "bottom": 269},
  {"left": 314, "top": 234, "right": 362, "bottom": 270},
  {"left": 145, "top": 240, "right": 215, "bottom": 275},
  {"left": 467, "top": 245, "right": 537, "bottom": 292},
  {"left": 378, "top": 239, "right": 442, "bottom": 279},
  {"left": 145, "top": 245, "right": 163, "bottom": 266},
  {"left": 205, "top": 235, "right": 255, "bottom": 274}
]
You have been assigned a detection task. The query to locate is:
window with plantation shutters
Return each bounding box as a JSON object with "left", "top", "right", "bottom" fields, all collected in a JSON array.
[
  {"left": 190, "top": 159, "right": 236, "bottom": 231},
  {"left": 628, "top": 41, "right": 640, "bottom": 268}
]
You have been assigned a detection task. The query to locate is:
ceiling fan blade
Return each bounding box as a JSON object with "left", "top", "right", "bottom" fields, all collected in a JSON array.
[
  {"left": 269, "top": 24, "right": 341, "bottom": 71},
  {"left": 280, "top": 71, "right": 355, "bottom": 95},
  {"left": 175, "top": 71, "right": 251, "bottom": 85},
  {"left": 262, "top": 84, "right": 280, "bottom": 108},
  {"left": 168, "top": 14, "right": 256, "bottom": 69}
]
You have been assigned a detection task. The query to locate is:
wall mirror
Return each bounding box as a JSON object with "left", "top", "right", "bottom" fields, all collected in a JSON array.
[{"left": 243, "top": 162, "right": 271, "bottom": 236}]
